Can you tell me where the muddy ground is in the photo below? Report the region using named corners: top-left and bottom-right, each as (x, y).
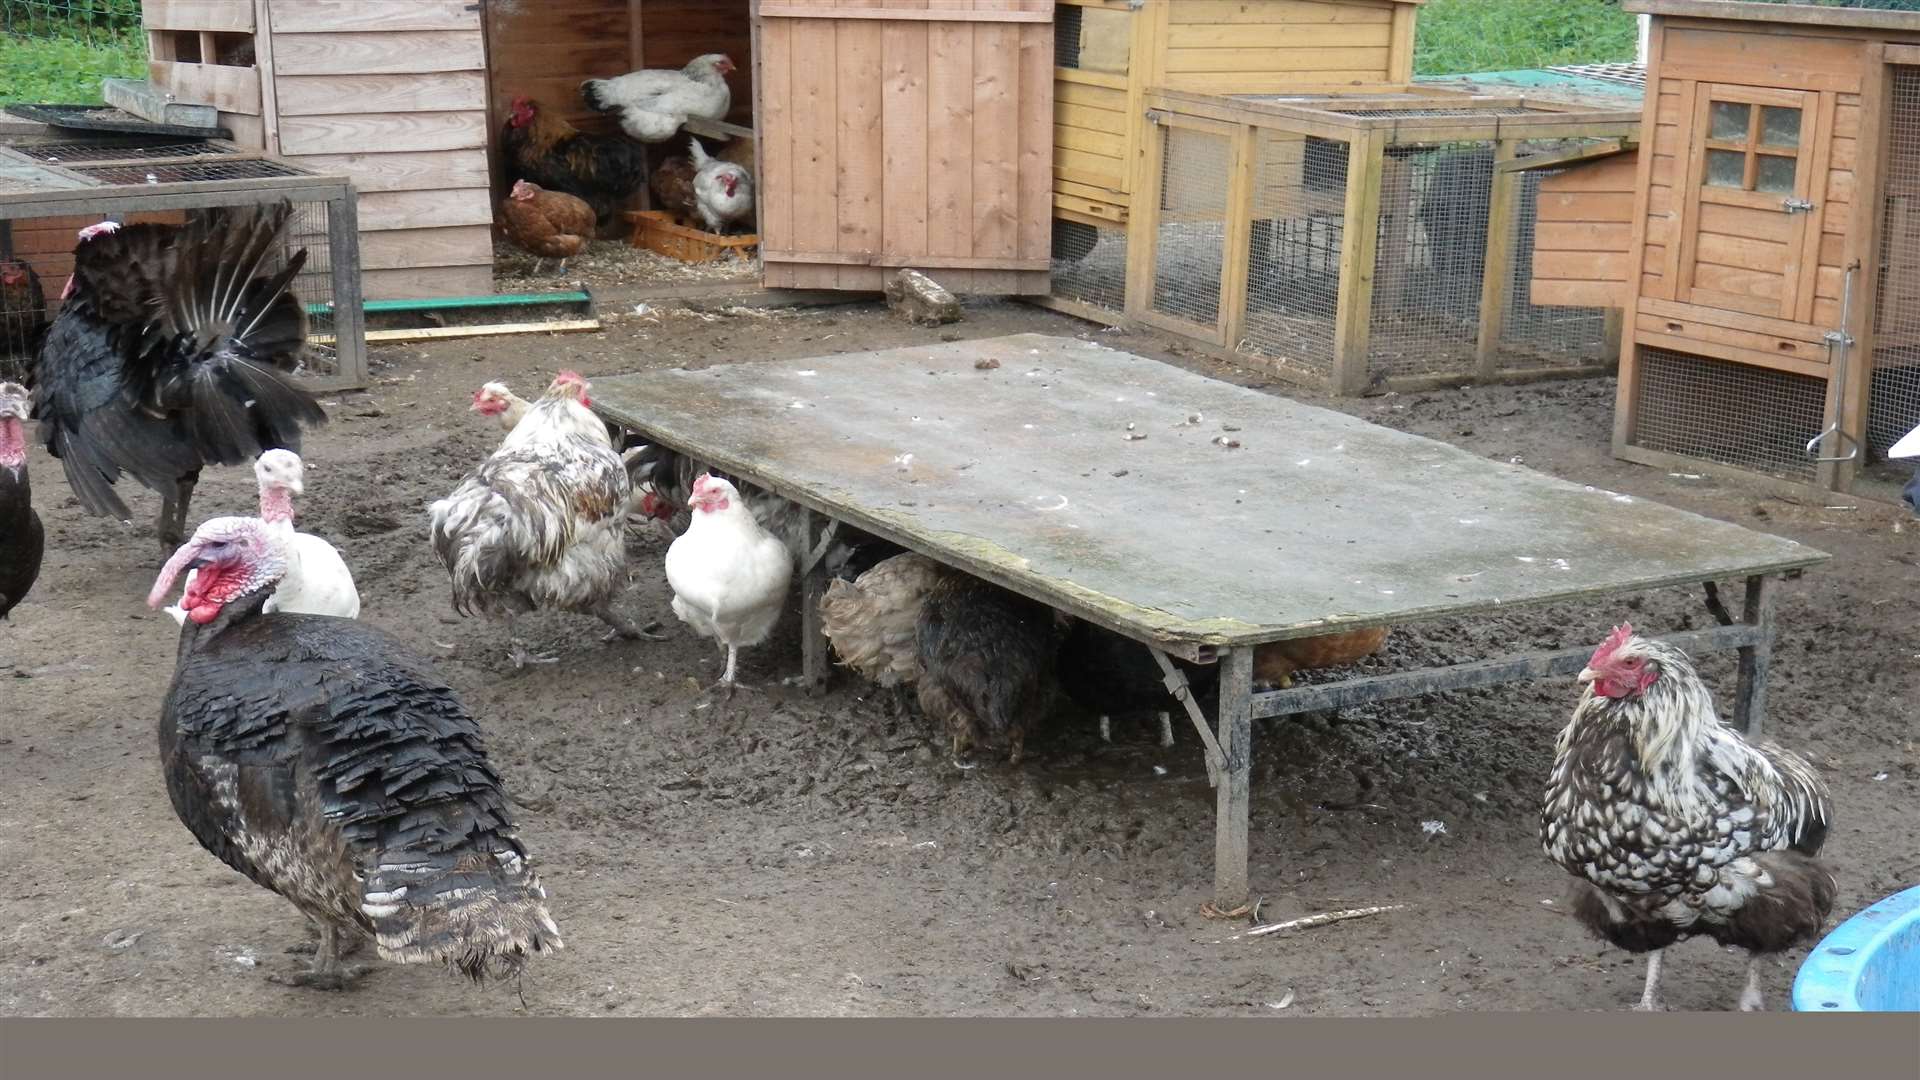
top-left (2, 295), bottom-right (1915, 1017)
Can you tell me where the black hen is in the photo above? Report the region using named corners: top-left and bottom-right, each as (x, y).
top-left (147, 515), bottom-right (562, 989)
top-left (1055, 618), bottom-right (1218, 748)
top-left (32, 203), bottom-right (327, 550)
top-left (914, 567), bottom-right (1067, 764)
top-left (0, 381), bottom-right (43, 619)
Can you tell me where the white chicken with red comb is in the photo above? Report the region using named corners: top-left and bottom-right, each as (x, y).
top-left (1540, 623), bottom-right (1835, 1012)
top-left (662, 472), bottom-right (792, 695)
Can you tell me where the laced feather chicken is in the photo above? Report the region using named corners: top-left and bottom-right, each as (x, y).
top-left (0, 381), bottom-right (43, 619)
top-left (429, 371), bottom-right (663, 669)
top-left (1541, 625), bottom-right (1836, 1012)
top-left (147, 516), bottom-right (561, 990)
top-left (30, 204), bottom-right (326, 550)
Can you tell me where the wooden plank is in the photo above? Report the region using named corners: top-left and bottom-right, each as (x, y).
top-left (1168, 0), bottom-right (1394, 25)
top-left (1476, 138), bottom-right (1520, 376)
top-left (1836, 44), bottom-right (1890, 492)
top-left (836, 7), bottom-right (885, 290)
top-left (928, 20), bottom-right (975, 261)
top-left (1534, 251), bottom-right (1632, 281)
top-left (972, 19), bottom-right (1022, 293)
top-left (881, 15), bottom-right (931, 272)
top-left (1055, 124), bottom-right (1125, 157)
top-left (358, 225), bottom-right (495, 272)
top-left (759, 14), bottom-right (796, 284)
top-left (1055, 80), bottom-right (1127, 109)
top-left (1632, 328), bottom-right (1829, 379)
top-left (358, 187), bottom-right (495, 231)
top-left (1217, 123), bottom-right (1256, 348)
top-left (1793, 90), bottom-right (1841, 325)
top-left (787, 15), bottom-right (839, 277)
top-left (1637, 297), bottom-right (1829, 345)
top-left (1123, 116), bottom-right (1167, 322)
top-left (287, 148), bottom-right (489, 192)
top-left (1536, 191), bottom-right (1635, 222)
top-left (252, 0), bottom-right (282, 153)
top-left (143, 0), bottom-right (253, 32)
top-left (1536, 221), bottom-right (1634, 250)
top-left (1164, 46), bottom-right (1390, 74)
top-left (1387, 1), bottom-right (1416, 83)
top-left (760, 251), bottom-right (1048, 269)
top-left (1694, 232), bottom-right (1789, 274)
top-left (1642, 243), bottom-right (1667, 274)
top-left (1532, 279), bottom-right (1625, 308)
top-left (1016, 19), bottom-right (1054, 282)
top-left (1333, 130), bottom-right (1384, 396)
top-left (1660, 27), bottom-right (1864, 93)
top-left (1634, 312), bottom-right (1826, 368)
top-left (1698, 201), bottom-right (1794, 243)
top-left (147, 60), bottom-right (261, 115)
top-left (360, 264), bottom-right (501, 300)
top-left (1056, 102), bottom-right (1126, 136)
top-left (275, 72), bottom-right (487, 116)
top-left (1163, 24), bottom-right (1389, 50)
top-left (759, 4), bottom-right (1050, 19)
top-left (278, 111), bottom-right (488, 156)
top-left (267, 0), bottom-right (479, 32)
top-left (272, 32), bottom-right (486, 75)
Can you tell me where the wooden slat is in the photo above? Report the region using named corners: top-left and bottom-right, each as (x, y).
top-left (272, 31), bottom-right (486, 75)
top-left (927, 20), bottom-right (974, 261)
top-left (1017, 18), bottom-right (1053, 272)
top-left (1532, 279), bottom-right (1625, 308)
top-left (1056, 102), bottom-right (1126, 135)
top-left (1635, 311), bottom-right (1826, 367)
top-left (358, 225), bottom-right (494, 271)
top-left (880, 14), bottom-right (930, 267)
top-left (1537, 191), bottom-right (1634, 221)
top-left (1636, 297), bottom-right (1830, 347)
top-left (1164, 46), bottom-right (1390, 74)
top-left (1333, 130), bottom-right (1384, 396)
top-left (838, 8), bottom-right (886, 289)
top-left (1168, 0), bottom-right (1394, 25)
top-left (360, 264), bottom-right (496, 301)
top-left (1632, 328), bottom-right (1830, 379)
top-left (1163, 24), bottom-right (1389, 50)
top-left (759, 5), bottom-right (1050, 20)
top-left (1534, 251), bottom-right (1632, 281)
top-left (275, 72), bottom-right (486, 116)
top-left (358, 187), bottom-right (495, 231)
top-left (1793, 90), bottom-right (1840, 325)
top-left (759, 12), bottom-right (796, 279)
top-left (1536, 221), bottom-right (1633, 250)
top-left (1694, 232), bottom-right (1788, 274)
top-left (267, 0), bottom-right (479, 32)
top-left (1660, 26), bottom-right (1865, 94)
top-left (278, 111), bottom-right (488, 156)
top-left (148, 60), bottom-right (261, 115)
top-left (760, 250), bottom-right (1048, 269)
top-left (143, 0), bottom-right (253, 32)
top-left (286, 149), bottom-right (490, 192)
top-left (971, 20), bottom-right (1022, 292)
top-left (790, 16), bottom-right (840, 288)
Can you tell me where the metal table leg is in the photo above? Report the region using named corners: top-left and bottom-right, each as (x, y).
top-left (1732, 574), bottom-right (1775, 738)
top-left (1213, 646), bottom-right (1255, 912)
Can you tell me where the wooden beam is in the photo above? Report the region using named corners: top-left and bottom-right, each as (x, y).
top-left (1838, 43), bottom-right (1891, 494)
top-left (327, 318), bottom-right (603, 345)
top-left (1212, 646), bottom-right (1255, 912)
top-left (1217, 123), bottom-right (1257, 350)
top-left (758, 6), bottom-right (1053, 21)
top-left (1332, 129), bottom-right (1385, 395)
top-left (251, 0), bottom-right (282, 154)
top-left (1731, 574), bottom-right (1774, 738)
top-left (1122, 114), bottom-right (1168, 324)
top-left (1475, 138), bottom-right (1521, 377)
top-left (1613, 20), bottom-right (1667, 459)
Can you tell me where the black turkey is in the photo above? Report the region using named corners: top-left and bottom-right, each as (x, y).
top-left (147, 515), bottom-right (562, 990)
top-left (1541, 625), bottom-right (1835, 1011)
top-left (1055, 618), bottom-right (1218, 749)
top-left (0, 381), bottom-right (43, 619)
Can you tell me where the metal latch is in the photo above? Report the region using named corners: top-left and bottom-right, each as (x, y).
top-left (1783, 197), bottom-right (1816, 214)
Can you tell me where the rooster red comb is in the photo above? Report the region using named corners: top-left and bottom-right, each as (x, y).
top-left (1589, 623), bottom-right (1636, 667)
top-left (547, 370), bottom-right (590, 403)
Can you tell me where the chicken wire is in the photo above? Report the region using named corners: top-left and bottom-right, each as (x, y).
top-left (1630, 347), bottom-right (1828, 483)
top-left (0, 0), bottom-right (139, 46)
top-left (1867, 66), bottom-right (1920, 460)
top-left (1149, 124), bottom-right (1232, 330)
top-left (1050, 217), bottom-right (1127, 315)
top-left (1366, 142), bottom-right (1496, 381)
top-left (1238, 134), bottom-right (1349, 380)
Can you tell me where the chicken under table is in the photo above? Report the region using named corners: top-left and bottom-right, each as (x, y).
top-left (587, 334), bottom-right (1829, 912)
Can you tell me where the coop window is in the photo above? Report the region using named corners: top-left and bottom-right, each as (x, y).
top-left (1700, 94), bottom-right (1805, 196)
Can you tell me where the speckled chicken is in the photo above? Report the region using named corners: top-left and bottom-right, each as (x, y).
top-left (914, 567), bottom-right (1068, 764)
top-left (499, 180), bottom-right (595, 274)
top-left (1541, 625), bottom-right (1836, 1012)
top-left (146, 515), bottom-right (562, 990)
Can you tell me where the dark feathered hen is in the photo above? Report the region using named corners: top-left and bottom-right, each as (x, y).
top-left (0, 381), bottom-right (44, 619)
top-left (1056, 618), bottom-right (1218, 748)
top-left (1541, 625), bottom-right (1835, 1012)
top-left (146, 516), bottom-right (562, 989)
top-left (914, 567), bottom-right (1068, 764)
top-left (31, 204), bottom-right (326, 550)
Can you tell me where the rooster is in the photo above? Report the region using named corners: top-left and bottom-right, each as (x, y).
top-left (663, 473), bottom-right (793, 696)
top-left (500, 96), bottom-right (651, 229)
top-left (1, 258), bottom-right (47, 386)
top-left (31, 205), bottom-right (327, 552)
top-left (688, 138), bottom-right (754, 235)
top-left (1541, 625), bottom-right (1836, 1012)
top-left (429, 371), bottom-right (664, 668)
top-left (499, 180), bottom-right (595, 274)
top-left (915, 566), bottom-right (1068, 765)
top-left (0, 381), bottom-right (42, 620)
top-left (581, 54), bottom-right (734, 143)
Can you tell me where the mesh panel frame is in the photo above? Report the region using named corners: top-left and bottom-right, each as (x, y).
top-left (1868, 66), bottom-right (1920, 460)
top-left (1238, 130), bottom-right (1346, 380)
top-left (1149, 124), bottom-right (1233, 330)
top-left (1631, 348), bottom-right (1828, 483)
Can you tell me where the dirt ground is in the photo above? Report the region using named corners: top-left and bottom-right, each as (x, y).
top-left (2, 295), bottom-right (1915, 1017)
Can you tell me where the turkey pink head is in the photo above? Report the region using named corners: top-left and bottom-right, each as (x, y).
top-left (253, 449), bottom-right (304, 526)
top-left (507, 96), bottom-right (536, 128)
top-left (472, 381), bottom-right (516, 417)
top-left (0, 381), bottom-right (29, 471)
top-left (546, 369), bottom-right (591, 407)
top-left (688, 473), bottom-right (734, 514)
top-left (148, 516), bottom-right (289, 624)
top-left (510, 179), bottom-right (540, 201)
top-left (1578, 623), bottom-right (1660, 700)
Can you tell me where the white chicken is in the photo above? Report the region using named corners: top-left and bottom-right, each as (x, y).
top-left (688, 138), bottom-right (754, 235)
top-left (664, 473), bottom-right (793, 695)
top-left (429, 371), bottom-right (664, 669)
top-left (163, 449), bottom-right (360, 625)
top-left (580, 54), bottom-right (734, 143)
top-left (471, 381), bottom-right (531, 433)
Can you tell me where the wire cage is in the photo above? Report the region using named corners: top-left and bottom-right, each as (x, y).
top-left (1101, 88), bottom-right (1639, 395)
top-left (0, 0), bottom-right (139, 45)
top-left (0, 132), bottom-right (366, 391)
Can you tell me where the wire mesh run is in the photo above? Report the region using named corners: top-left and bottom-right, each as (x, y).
top-left (14, 140), bottom-right (212, 164)
top-left (1631, 348), bottom-right (1828, 482)
top-left (1054, 3), bottom-right (1083, 69)
top-left (1050, 217), bottom-right (1127, 315)
top-left (1239, 132), bottom-right (1347, 380)
top-left (1366, 143), bottom-right (1495, 380)
top-left (1867, 66), bottom-right (1920, 461)
top-left (1500, 162), bottom-right (1611, 371)
top-left (1150, 125), bottom-right (1232, 330)
top-left (72, 158), bottom-right (308, 185)
top-left (0, 0), bottom-right (139, 46)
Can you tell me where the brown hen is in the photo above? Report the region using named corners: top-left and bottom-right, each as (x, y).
top-left (500, 180), bottom-right (594, 274)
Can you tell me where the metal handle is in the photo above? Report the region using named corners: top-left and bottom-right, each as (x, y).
top-left (1783, 197), bottom-right (1816, 214)
top-left (1806, 263), bottom-right (1860, 463)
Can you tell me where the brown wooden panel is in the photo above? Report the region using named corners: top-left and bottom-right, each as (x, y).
top-left (272, 31), bottom-right (485, 75)
top-left (276, 72), bottom-right (486, 116)
top-left (926, 20), bottom-right (974, 259)
top-left (360, 264), bottom-right (496, 300)
top-left (1167, 0), bottom-right (1394, 25)
top-left (268, 0), bottom-right (479, 33)
top-left (1536, 221), bottom-right (1633, 250)
top-left (1660, 26), bottom-right (1864, 93)
top-left (288, 149), bottom-right (491, 192)
top-left (838, 6), bottom-right (886, 288)
top-left (144, 0), bottom-right (253, 31)
top-left (358, 225), bottom-right (495, 271)
top-left (149, 59), bottom-right (261, 115)
top-left (279, 111), bottom-right (488, 155)
top-left (1537, 191), bottom-right (1634, 221)
top-left (358, 187), bottom-right (495, 231)
top-left (1531, 279), bottom-right (1624, 308)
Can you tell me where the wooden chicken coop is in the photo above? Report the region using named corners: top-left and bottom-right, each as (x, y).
top-left (135, 0), bottom-right (1060, 299)
top-left (1523, 1), bottom-right (1920, 500)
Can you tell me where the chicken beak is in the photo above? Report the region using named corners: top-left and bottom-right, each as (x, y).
top-left (1576, 666), bottom-right (1599, 684)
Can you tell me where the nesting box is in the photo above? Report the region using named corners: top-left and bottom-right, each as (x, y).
top-left (1527, 1), bottom-right (1920, 499)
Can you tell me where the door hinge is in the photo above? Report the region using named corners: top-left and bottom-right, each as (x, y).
top-left (1782, 197), bottom-right (1816, 214)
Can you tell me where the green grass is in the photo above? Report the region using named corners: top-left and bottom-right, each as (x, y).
top-left (0, 30), bottom-right (146, 105)
top-left (1415, 0), bottom-right (1639, 77)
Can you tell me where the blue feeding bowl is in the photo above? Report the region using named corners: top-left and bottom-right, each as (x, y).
top-left (1792, 885), bottom-right (1920, 1011)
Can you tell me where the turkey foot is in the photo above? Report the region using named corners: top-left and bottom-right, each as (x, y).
top-left (1632, 950), bottom-right (1667, 1012)
top-left (1737, 957), bottom-right (1765, 1012)
top-left (596, 606), bottom-right (666, 642)
top-left (269, 923), bottom-right (370, 991)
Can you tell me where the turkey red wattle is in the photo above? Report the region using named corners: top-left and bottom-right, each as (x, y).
top-left (0, 415), bottom-right (25, 471)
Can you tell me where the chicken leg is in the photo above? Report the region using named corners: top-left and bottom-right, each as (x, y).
top-left (268, 920), bottom-right (370, 992)
top-left (505, 613), bottom-right (558, 669)
top-left (1738, 956), bottom-right (1766, 1012)
top-left (1634, 949), bottom-right (1666, 1011)
top-left (594, 602), bottom-right (667, 643)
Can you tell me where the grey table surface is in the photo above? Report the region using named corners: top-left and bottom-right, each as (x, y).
top-left (590, 333), bottom-right (1827, 650)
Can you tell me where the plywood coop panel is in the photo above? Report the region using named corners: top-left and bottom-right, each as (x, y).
top-left (1598, 1), bottom-right (1920, 497)
top-left (755, 0), bottom-right (1057, 294)
top-left (1530, 149), bottom-right (1639, 309)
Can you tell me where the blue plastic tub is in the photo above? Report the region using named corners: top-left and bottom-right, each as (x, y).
top-left (1792, 885), bottom-right (1920, 1011)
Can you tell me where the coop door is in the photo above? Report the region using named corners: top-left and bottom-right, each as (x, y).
top-left (754, 0), bottom-right (1055, 294)
top-left (1675, 84), bottom-right (1826, 321)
